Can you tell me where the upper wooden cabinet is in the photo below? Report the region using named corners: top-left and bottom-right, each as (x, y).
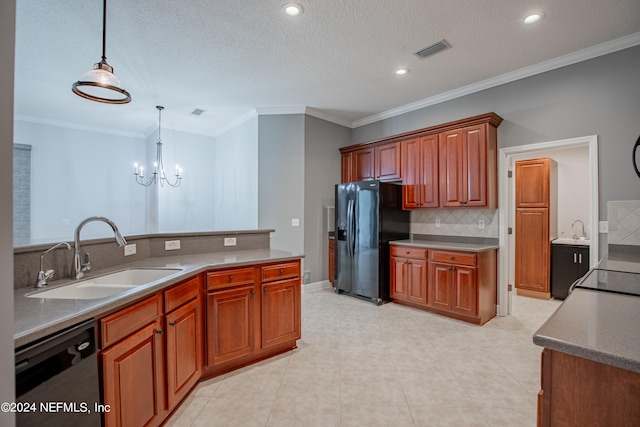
top-left (515, 158), bottom-right (553, 208)
top-left (402, 136), bottom-right (438, 209)
top-left (339, 113), bottom-right (502, 207)
top-left (439, 123), bottom-right (496, 208)
top-left (375, 141), bottom-right (402, 181)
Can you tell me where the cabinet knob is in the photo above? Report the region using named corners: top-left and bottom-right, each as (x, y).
top-left (450, 256), bottom-right (454, 260)
top-left (228, 275), bottom-right (234, 282)
top-left (263, 288), bottom-right (268, 293)
top-left (156, 329), bottom-right (163, 335)
top-left (169, 322), bottom-right (175, 327)
top-left (250, 289), bottom-right (256, 295)
top-left (279, 269), bottom-right (284, 275)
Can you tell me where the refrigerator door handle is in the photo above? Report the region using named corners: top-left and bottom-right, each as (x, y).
top-left (350, 198), bottom-right (357, 258)
top-left (346, 199), bottom-right (353, 259)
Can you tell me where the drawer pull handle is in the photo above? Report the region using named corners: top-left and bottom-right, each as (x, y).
top-left (156, 329), bottom-right (163, 335)
top-left (169, 322), bottom-right (175, 327)
top-left (450, 256), bottom-right (454, 260)
top-left (406, 251), bottom-right (410, 255)
top-left (279, 269), bottom-right (284, 275)
top-left (228, 275), bottom-right (234, 282)
top-left (250, 289), bottom-right (256, 295)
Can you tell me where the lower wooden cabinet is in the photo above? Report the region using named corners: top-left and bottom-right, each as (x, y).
top-left (100, 297), bottom-right (166, 427)
top-left (390, 246), bottom-right (428, 306)
top-left (261, 277), bottom-right (301, 349)
top-left (390, 245), bottom-right (497, 325)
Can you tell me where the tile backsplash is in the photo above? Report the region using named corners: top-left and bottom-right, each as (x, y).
top-left (410, 209), bottom-right (499, 238)
top-left (608, 201), bottom-right (640, 246)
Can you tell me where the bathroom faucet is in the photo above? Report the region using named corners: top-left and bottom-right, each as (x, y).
top-left (36, 242), bottom-right (72, 287)
top-left (571, 220), bottom-right (586, 240)
top-left (73, 216), bottom-right (127, 280)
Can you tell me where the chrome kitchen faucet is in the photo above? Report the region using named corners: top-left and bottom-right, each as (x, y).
top-left (73, 216), bottom-right (127, 280)
top-left (36, 242), bottom-right (72, 287)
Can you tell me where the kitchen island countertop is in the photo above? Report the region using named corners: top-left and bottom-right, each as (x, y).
top-left (390, 239), bottom-right (498, 253)
top-left (14, 248), bottom-right (303, 348)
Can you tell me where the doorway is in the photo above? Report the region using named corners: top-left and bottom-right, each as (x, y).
top-left (498, 135), bottom-right (599, 315)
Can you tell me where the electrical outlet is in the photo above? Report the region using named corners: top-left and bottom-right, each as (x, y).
top-left (291, 218), bottom-right (300, 227)
top-left (303, 270), bottom-right (311, 284)
top-left (224, 237), bottom-right (237, 246)
top-left (435, 218), bottom-right (441, 228)
top-left (165, 240), bottom-right (181, 251)
top-left (478, 220), bottom-right (485, 229)
top-left (599, 221), bottom-right (608, 233)
top-left (124, 244), bottom-right (137, 256)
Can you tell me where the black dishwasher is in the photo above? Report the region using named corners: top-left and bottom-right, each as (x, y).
top-left (15, 319), bottom-right (102, 426)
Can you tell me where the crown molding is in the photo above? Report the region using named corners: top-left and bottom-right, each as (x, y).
top-left (14, 115), bottom-right (144, 138)
top-left (352, 32), bottom-right (640, 129)
top-left (255, 106), bottom-right (307, 115)
top-left (213, 109), bottom-right (258, 137)
top-left (304, 107), bottom-right (352, 128)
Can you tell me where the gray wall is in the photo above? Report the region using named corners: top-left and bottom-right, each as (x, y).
top-left (1, 1), bottom-right (16, 425)
top-left (352, 45), bottom-right (640, 218)
top-left (304, 115), bottom-right (351, 283)
top-left (258, 115), bottom-right (305, 255)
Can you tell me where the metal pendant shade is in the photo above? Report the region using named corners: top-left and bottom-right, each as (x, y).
top-left (72, 0), bottom-right (131, 104)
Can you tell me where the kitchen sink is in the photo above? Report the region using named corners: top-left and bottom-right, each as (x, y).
top-left (27, 268), bottom-right (183, 300)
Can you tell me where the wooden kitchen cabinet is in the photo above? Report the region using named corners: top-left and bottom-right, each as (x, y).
top-left (402, 135), bottom-right (439, 209)
top-left (328, 238), bottom-right (335, 284)
top-left (100, 296), bottom-right (165, 427)
top-left (164, 277), bottom-right (202, 411)
top-left (538, 348), bottom-right (640, 426)
top-left (439, 124), bottom-right (496, 208)
top-left (206, 279), bottom-right (257, 366)
top-left (351, 147), bottom-right (375, 181)
top-left (375, 141), bottom-right (402, 181)
top-left (341, 152), bottom-right (351, 183)
top-left (390, 245), bottom-right (428, 306)
top-left (261, 278), bottom-right (301, 349)
top-left (515, 158), bottom-right (557, 298)
top-left (428, 249), bottom-right (496, 325)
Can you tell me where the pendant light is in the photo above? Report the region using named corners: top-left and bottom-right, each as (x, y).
top-left (72, 0), bottom-right (131, 104)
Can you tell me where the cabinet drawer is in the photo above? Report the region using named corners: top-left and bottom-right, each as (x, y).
top-left (165, 276), bottom-right (200, 313)
top-left (261, 262), bottom-right (300, 283)
top-left (101, 295), bottom-right (161, 348)
top-left (207, 267), bottom-right (255, 290)
top-left (390, 245), bottom-right (428, 259)
top-left (431, 251), bottom-right (477, 266)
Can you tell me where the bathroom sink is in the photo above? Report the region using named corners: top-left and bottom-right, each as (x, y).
top-left (27, 268), bottom-right (183, 300)
top-left (553, 238), bottom-right (590, 246)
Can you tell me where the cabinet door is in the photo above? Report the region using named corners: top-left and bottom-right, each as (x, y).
top-left (515, 158), bottom-right (550, 208)
top-left (376, 142), bottom-right (401, 181)
top-left (515, 208), bottom-right (550, 292)
top-left (420, 135), bottom-right (439, 208)
top-left (102, 322), bottom-right (165, 427)
top-left (430, 262), bottom-right (452, 310)
top-left (261, 278), bottom-right (301, 350)
top-left (402, 138), bottom-right (421, 209)
top-left (439, 129), bottom-right (466, 207)
top-left (452, 265), bottom-right (477, 316)
top-left (341, 152), bottom-right (352, 183)
top-left (165, 298), bottom-right (202, 410)
top-left (408, 258), bottom-right (428, 306)
top-left (351, 148), bottom-right (375, 181)
top-left (390, 256), bottom-right (409, 301)
top-left (206, 285), bottom-right (256, 366)
top-left (576, 247), bottom-right (590, 277)
top-left (463, 125), bottom-right (487, 207)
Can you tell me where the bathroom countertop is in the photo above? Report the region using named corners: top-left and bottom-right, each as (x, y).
top-left (14, 248), bottom-right (303, 348)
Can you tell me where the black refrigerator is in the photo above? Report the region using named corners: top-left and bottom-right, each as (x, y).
top-left (334, 180), bottom-right (410, 304)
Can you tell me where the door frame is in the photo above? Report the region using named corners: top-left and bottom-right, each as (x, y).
top-left (497, 135), bottom-right (599, 315)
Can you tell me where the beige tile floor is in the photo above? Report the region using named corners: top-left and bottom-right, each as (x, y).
top-left (165, 288), bottom-right (562, 427)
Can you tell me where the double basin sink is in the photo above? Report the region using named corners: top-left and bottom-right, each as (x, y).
top-left (27, 268), bottom-right (183, 300)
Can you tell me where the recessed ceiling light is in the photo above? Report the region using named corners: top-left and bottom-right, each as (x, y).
top-left (523, 13), bottom-right (543, 24)
top-left (283, 3), bottom-right (304, 17)
top-left (395, 68), bottom-right (410, 76)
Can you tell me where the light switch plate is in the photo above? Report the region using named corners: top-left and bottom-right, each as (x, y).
top-left (291, 218), bottom-right (300, 227)
top-left (599, 221), bottom-right (608, 233)
top-left (224, 237), bottom-right (237, 246)
top-left (435, 218), bottom-right (441, 227)
top-left (124, 244), bottom-right (136, 256)
top-left (165, 240), bottom-right (181, 250)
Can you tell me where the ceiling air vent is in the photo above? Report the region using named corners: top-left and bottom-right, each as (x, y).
top-left (414, 39), bottom-right (451, 59)
top-left (191, 108), bottom-right (205, 116)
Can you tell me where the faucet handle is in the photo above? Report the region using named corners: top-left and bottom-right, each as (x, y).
top-left (83, 253), bottom-right (91, 271)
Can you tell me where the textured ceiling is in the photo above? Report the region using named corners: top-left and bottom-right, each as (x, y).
top-left (13, 0), bottom-right (640, 137)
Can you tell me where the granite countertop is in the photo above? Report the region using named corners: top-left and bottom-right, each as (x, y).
top-left (551, 238), bottom-right (590, 246)
top-left (390, 239), bottom-right (499, 253)
top-left (14, 248), bottom-right (303, 348)
top-left (533, 252), bottom-right (640, 373)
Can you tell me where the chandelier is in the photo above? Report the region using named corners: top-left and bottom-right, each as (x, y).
top-left (133, 106), bottom-right (183, 187)
top-left (72, 0), bottom-right (131, 104)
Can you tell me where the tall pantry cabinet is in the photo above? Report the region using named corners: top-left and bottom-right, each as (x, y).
top-left (515, 158), bottom-right (557, 299)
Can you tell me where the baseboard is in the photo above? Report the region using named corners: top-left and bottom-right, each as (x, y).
top-left (302, 280), bottom-right (332, 294)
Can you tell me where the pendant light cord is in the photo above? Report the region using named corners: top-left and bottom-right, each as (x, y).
top-left (101, 0), bottom-right (108, 62)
